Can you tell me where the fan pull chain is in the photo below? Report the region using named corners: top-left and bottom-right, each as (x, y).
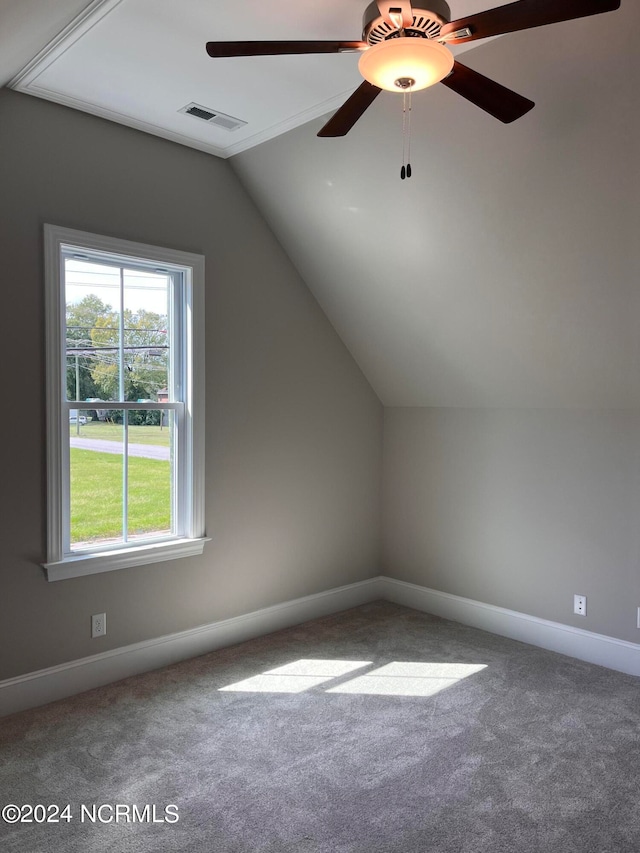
top-left (406, 84), bottom-right (412, 178)
top-left (401, 90), bottom-right (407, 180)
top-left (400, 85), bottom-right (413, 180)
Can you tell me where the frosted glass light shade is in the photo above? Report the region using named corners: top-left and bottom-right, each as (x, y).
top-left (358, 38), bottom-right (454, 92)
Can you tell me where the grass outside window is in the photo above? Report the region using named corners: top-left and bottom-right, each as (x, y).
top-left (70, 448), bottom-right (171, 544)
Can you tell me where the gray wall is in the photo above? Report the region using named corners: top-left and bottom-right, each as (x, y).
top-left (383, 407), bottom-right (640, 643)
top-left (0, 89), bottom-right (383, 680)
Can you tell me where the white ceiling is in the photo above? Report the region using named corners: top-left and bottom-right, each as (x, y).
top-left (4, 0), bottom-right (496, 158)
top-left (2, 0), bottom-right (637, 408)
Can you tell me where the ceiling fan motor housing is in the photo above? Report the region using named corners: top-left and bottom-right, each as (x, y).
top-left (362, 0), bottom-right (451, 44)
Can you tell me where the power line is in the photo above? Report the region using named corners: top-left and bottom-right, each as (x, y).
top-left (67, 346), bottom-right (168, 354)
top-left (67, 329), bottom-right (167, 335)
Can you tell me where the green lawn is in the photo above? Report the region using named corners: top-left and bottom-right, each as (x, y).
top-left (69, 419), bottom-right (171, 446)
top-left (70, 448), bottom-right (171, 544)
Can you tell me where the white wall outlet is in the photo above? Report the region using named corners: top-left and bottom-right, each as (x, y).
top-left (573, 595), bottom-right (587, 617)
top-left (91, 612), bottom-right (107, 638)
top-left (636, 607), bottom-right (640, 629)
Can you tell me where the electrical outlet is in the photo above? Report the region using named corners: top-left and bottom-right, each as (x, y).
top-left (573, 595), bottom-right (587, 617)
top-left (636, 607), bottom-right (640, 629)
top-left (91, 612), bottom-right (107, 638)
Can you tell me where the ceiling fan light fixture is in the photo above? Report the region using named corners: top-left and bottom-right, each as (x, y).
top-left (358, 38), bottom-right (453, 92)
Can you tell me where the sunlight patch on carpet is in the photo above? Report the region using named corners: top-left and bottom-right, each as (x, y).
top-left (219, 659), bottom-right (486, 696)
top-left (326, 662), bottom-right (488, 697)
top-left (219, 659), bottom-right (371, 693)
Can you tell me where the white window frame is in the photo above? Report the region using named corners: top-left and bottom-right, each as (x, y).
top-left (43, 225), bottom-right (207, 581)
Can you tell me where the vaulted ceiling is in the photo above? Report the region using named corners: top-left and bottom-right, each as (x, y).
top-left (2, 0), bottom-right (637, 407)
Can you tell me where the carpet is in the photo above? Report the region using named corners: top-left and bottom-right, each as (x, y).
top-left (1, 601), bottom-right (639, 852)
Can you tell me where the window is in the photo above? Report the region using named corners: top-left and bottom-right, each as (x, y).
top-left (44, 225), bottom-right (206, 581)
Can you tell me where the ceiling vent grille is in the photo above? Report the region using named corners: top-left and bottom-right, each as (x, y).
top-left (179, 103), bottom-right (247, 131)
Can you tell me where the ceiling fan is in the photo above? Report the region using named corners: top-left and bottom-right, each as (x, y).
top-left (206, 0), bottom-right (620, 137)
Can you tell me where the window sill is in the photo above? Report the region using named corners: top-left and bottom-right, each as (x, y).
top-left (43, 537), bottom-right (209, 582)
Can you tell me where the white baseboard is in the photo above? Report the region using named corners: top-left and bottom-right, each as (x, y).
top-left (379, 577), bottom-right (640, 677)
top-left (3, 575), bottom-right (639, 717)
top-left (0, 577), bottom-right (383, 717)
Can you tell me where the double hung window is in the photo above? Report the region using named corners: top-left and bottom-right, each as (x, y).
top-left (44, 225), bottom-right (206, 580)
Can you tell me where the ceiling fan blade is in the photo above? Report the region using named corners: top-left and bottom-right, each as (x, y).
top-left (440, 0), bottom-right (620, 44)
top-left (317, 81), bottom-right (382, 137)
top-left (206, 41), bottom-right (366, 57)
top-left (441, 61), bottom-right (534, 123)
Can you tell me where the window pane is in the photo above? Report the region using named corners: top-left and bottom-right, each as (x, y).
top-left (126, 409), bottom-right (174, 541)
top-left (123, 270), bottom-right (171, 404)
top-left (64, 260), bottom-right (171, 405)
top-left (65, 259), bottom-right (121, 403)
top-left (70, 415), bottom-right (124, 548)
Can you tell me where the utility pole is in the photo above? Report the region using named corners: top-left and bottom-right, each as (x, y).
top-left (75, 354), bottom-right (81, 435)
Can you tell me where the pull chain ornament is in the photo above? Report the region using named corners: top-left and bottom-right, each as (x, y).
top-left (398, 78), bottom-right (413, 180)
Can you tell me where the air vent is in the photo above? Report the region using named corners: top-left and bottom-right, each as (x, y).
top-left (186, 105), bottom-right (216, 120)
top-left (179, 102), bottom-right (247, 132)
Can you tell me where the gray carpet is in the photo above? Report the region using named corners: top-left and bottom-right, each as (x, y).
top-left (1, 601), bottom-right (640, 852)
